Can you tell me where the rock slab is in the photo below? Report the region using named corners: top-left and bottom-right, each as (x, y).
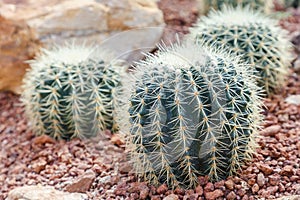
top-left (6, 185), bottom-right (88, 200)
top-left (0, 0), bottom-right (165, 63)
top-left (0, 16), bottom-right (39, 94)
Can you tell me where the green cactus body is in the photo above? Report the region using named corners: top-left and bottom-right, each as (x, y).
top-left (189, 6), bottom-right (293, 94)
top-left (122, 41), bottom-right (262, 188)
top-left (199, 0), bottom-right (273, 15)
top-left (22, 44), bottom-right (121, 140)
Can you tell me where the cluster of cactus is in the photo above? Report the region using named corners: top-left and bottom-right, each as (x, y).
top-left (20, 2), bottom-right (294, 191)
top-left (122, 41), bottom-right (263, 188)
top-left (189, 6), bottom-right (293, 94)
top-left (199, 0), bottom-right (273, 15)
top-left (22, 44), bottom-right (121, 140)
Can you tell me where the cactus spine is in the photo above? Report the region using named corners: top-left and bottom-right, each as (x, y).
top-left (121, 41), bottom-right (262, 188)
top-left (189, 6), bottom-right (293, 94)
top-left (22, 44), bottom-right (121, 140)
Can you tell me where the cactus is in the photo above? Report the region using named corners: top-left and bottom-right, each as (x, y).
top-left (121, 41), bottom-right (263, 189)
top-left (189, 6), bottom-right (293, 94)
top-left (276, 0), bottom-right (299, 8)
top-left (22, 44), bottom-right (122, 140)
top-left (199, 0), bottom-right (273, 15)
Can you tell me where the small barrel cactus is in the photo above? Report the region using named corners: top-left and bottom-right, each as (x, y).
top-left (199, 0), bottom-right (273, 15)
top-left (22, 44), bottom-right (122, 140)
top-left (189, 6), bottom-right (293, 94)
top-left (121, 41), bottom-right (263, 188)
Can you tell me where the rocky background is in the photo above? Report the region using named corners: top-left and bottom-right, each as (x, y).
top-left (0, 0), bottom-right (300, 199)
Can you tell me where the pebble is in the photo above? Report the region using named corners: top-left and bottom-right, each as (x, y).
top-left (257, 173), bottom-right (265, 187)
top-left (204, 189), bottom-right (224, 200)
top-left (204, 182), bottom-right (214, 192)
top-left (252, 183), bottom-right (259, 193)
top-left (258, 164), bottom-right (273, 175)
top-left (157, 184), bottom-right (168, 194)
top-left (260, 125), bottom-right (281, 136)
top-left (163, 194), bottom-right (179, 200)
top-left (225, 179), bottom-right (235, 190)
top-left (226, 191), bottom-right (237, 200)
top-left (195, 185), bottom-right (203, 196)
top-left (280, 165), bottom-right (295, 176)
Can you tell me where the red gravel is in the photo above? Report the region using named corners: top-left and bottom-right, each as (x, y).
top-left (1, 0), bottom-right (300, 200)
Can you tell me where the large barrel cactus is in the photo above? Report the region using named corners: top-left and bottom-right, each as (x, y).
top-left (199, 0), bottom-right (273, 15)
top-left (189, 6), bottom-right (293, 94)
top-left (121, 41), bottom-right (263, 188)
top-left (22, 44), bottom-right (122, 140)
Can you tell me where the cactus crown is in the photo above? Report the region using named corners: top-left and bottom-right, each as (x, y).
top-left (189, 6), bottom-right (293, 94)
top-left (22, 44), bottom-right (122, 140)
top-left (120, 40), bottom-right (263, 188)
top-left (199, 0), bottom-right (273, 15)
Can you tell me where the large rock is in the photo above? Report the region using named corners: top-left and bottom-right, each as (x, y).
top-left (0, 0), bottom-right (165, 63)
top-left (0, 16), bottom-right (39, 94)
top-left (7, 185), bottom-right (88, 200)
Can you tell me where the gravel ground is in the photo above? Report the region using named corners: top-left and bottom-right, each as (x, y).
top-left (1, 0), bottom-right (300, 199)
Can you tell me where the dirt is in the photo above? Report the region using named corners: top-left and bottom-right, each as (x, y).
top-left (1, 0), bottom-right (300, 199)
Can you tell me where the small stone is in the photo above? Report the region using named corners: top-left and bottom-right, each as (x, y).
top-left (65, 170), bottom-right (96, 193)
top-left (267, 186), bottom-right (279, 195)
top-left (198, 176), bottom-right (209, 186)
top-left (110, 134), bottom-right (125, 146)
top-left (204, 182), bottom-right (214, 192)
top-left (258, 164), bottom-right (273, 175)
top-left (157, 184), bottom-right (168, 194)
top-left (257, 173), bottom-right (265, 187)
top-left (285, 94), bottom-right (300, 105)
top-left (214, 180), bottom-right (224, 189)
top-left (226, 191), bottom-right (237, 200)
top-left (252, 183), bottom-right (259, 193)
top-left (163, 194), bottom-right (179, 200)
top-left (248, 178), bottom-right (256, 186)
top-left (269, 174), bottom-right (281, 186)
top-left (260, 189), bottom-right (271, 198)
top-left (280, 165), bottom-right (295, 176)
top-left (278, 183), bottom-right (285, 192)
top-left (204, 189), bottom-right (224, 200)
top-left (260, 125), bottom-right (281, 136)
top-left (225, 179), bottom-right (235, 190)
top-left (237, 188), bottom-right (246, 197)
top-left (290, 175), bottom-right (299, 182)
top-left (7, 185), bottom-right (87, 200)
top-left (241, 195), bottom-right (249, 200)
top-left (139, 185), bottom-right (149, 199)
top-left (31, 159), bottom-right (47, 173)
top-left (195, 185), bottom-right (203, 196)
top-left (33, 135), bottom-right (55, 145)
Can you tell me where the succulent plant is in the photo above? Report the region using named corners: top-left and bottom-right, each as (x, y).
top-left (22, 44), bottom-right (122, 140)
top-left (120, 41), bottom-right (263, 189)
top-left (189, 6), bottom-right (293, 94)
top-left (276, 0), bottom-right (299, 8)
top-left (199, 0), bottom-right (273, 15)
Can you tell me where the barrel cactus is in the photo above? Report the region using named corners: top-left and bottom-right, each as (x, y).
top-left (189, 6), bottom-right (293, 94)
top-left (121, 41), bottom-right (263, 188)
top-left (199, 0), bottom-right (273, 15)
top-left (22, 44), bottom-right (122, 140)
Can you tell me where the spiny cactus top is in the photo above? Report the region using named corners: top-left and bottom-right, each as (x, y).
top-left (189, 6), bottom-right (293, 95)
top-left (199, 0), bottom-right (273, 15)
top-left (22, 44), bottom-right (122, 140)
top-left (120, 41), bottom-right (263, 189)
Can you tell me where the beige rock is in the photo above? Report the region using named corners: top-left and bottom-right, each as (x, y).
top-left (7, 185), bottom-right (88, 200)
top-left (0, 16), bottom-right (39, 94)
top-left (1, 0), bottom-right (165, 63)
